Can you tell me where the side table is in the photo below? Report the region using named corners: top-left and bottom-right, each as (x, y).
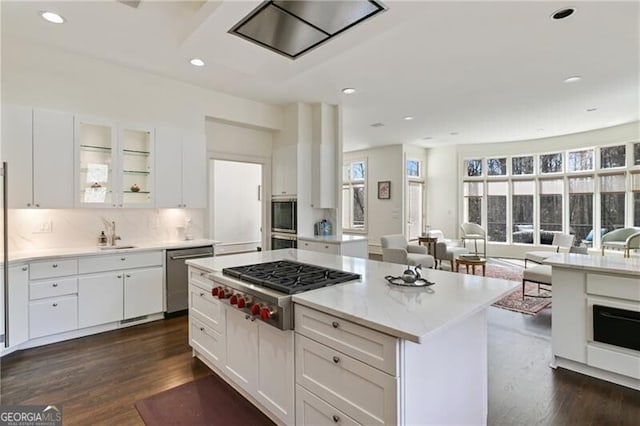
top-left (418, 236), bottom-right (437, 257)
top-left (455, 257), bottom-right (487, 276)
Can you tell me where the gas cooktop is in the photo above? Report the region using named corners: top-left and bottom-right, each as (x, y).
top-left (222, 260), bottom-right (360, 295)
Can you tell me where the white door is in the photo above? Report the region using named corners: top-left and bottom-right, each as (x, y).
top-left (8, 265), bottom-right (29, 347)
top-left (2, 104), bottom-right (33, 208)
top-left (123, 267), bottom-right (163, 319)
top-left (225, 307), bottom-right (258, 392)
top-left (406, 181), bottom-right (424, 241)
top-left (155, 127), bottom-right (183, 208)
top-left (78, 272), bottom-right (124, 328)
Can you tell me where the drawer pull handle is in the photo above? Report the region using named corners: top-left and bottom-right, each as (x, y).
top-left (200, 293), bottom-right (205, 297)
top-left (52, 264), bottom-right (58, 268)
top-left (117, 275), bottom-right (122, 279)
top-left (332, 415), bottom-right (340, 423)
top-left (52, 283), bottom-right (58, 287)
top-left (126, 274), bottom-right (131, 278)
top-left (332, 321), bottom-right (339, 329)
top-left (200, 327), bottom-right (205, 332)
top-left (245, 315), bottom-right (251, 320)
top-left (332, 356), bottom-right (340, 364)
top-left (53, 303), bottom-right (58, 307)
top-left (22, 266), bottom-right (28, 271)
top-left (121, 257), bottom-right (126, 261)
top-left (200, 272), bottom-right (206, 276)
top-left (325, 245), bottom-right (329, 249)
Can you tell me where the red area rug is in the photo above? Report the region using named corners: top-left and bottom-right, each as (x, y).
top-left (135, 374), bottom-right (275, 426)
top-left (464, 263), bottom-right (552, 315)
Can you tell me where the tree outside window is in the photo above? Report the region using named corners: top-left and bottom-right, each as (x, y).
top-left (512, 156), bottom-right (534, 175)
top-left (465, 159), bottom-right (482, 177)
top-left (463, 181), bottom-right (483, 225)
top-left (600, 145), bottom-right (626, 168)
top-left (600, 174), bottom-right (626, 232)
top-left (540, 152), bottom-right (563, 174)
top-left (512, 180), bottom-right (534, 244)
top-left (634, 143), bottom-right (640, 166)
top-left (342, 160), bottom-right (366, 230)
top-left (567, 149), bottom-right (594, 172)
top-left (569, 176), bottom-right (594, 244)
top-left (539, 179), bottom-right (563, 244)
top-left (487, 158), bottom-right (507, 176)
top-left (487, 181), bottom-right (507, 242)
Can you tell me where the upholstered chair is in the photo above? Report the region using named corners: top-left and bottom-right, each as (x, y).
top-left (601, 227), bottom-right (640, 258)
top-left (380, 235), bottom-right (435, 268)
top-left (460, 222), bottom-right (487, 257)
top-left (524, 233), bottom-right (574, 267)
top-left (430, 229), bottom-right (470, 270)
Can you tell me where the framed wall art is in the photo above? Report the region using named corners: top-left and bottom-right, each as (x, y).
top-left (378, 181), bottom-right (390, 199)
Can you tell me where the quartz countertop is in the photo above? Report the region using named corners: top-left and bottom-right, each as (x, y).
top-left (544, 253), bottom-right (640, 276)
top-left (296, 234), bottom-right (368, 243)
top-left (188, 249), bottom-right (518, 343)
top-left (5, 239), bottom-right (218, 263)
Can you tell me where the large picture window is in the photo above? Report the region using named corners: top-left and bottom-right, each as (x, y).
top-left (487, 181), bottom-right (507, 242)
top-left (569, 176), bottom-right (594, 244)
top-left (600, 145), bottom-right (626, 169)
top-left (600, 174), bottom-right (625, 233)
top-left (634, 173), bottom-right (640, 227)
top-left (463, 181), bottom-right (483, 225)
top-left (512, 180), bottom-right (534, 244)
top-left (512, 156), bottom-right (534, 175)
top-left (539, 179), bottom-right (563, 244)
top-left (540, 152), bottom-right (563, 174)
top-left (342, 160), bottom-right (366, 230)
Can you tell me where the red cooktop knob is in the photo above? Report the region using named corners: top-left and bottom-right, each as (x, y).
top-left (250, 304), bottom-right (261, 316)
top-left (237, 298), bottom-right (246, 308)
top-left (211, 287), bottom-right (219, 296)
top-left (260, 308), bottom-right (272, 321)
top-left (229, 295), bottom-right (238, 305)
top-left (217, 288), bottom-right (227, 299)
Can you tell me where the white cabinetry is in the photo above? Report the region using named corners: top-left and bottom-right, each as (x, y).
top-left (188, 267), bottom-right (294, 425)
top-left (78, 273), bottom-right (123, 328)
top-left (310, 103), bottom-right (337, 208)
top-left (155, 127), bottom-right (207, 208)
top-left (295, 305), bottom-right (398, 425)
top-left (75, 116), bottom-right (155, 208)
top-left (298, 240), bottom-right (340, 255)
top-left (1, 105), bottom-right (74, 208)
top-left (123, 268), bottom-right (163, 319)
top-left (298, 237), bottom-right (368, 259)
top-left (1, 264), bottom-right (30, 348)
top-left (272, 144), bottom-right (297, 196)
top-left (28, 259), bottom-right (79, 339)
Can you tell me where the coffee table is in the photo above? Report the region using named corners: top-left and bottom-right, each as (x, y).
top-left (455, 257), bottom-right (487, 276)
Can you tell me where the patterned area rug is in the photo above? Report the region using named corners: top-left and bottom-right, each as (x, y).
top-left (463, 261), bottom-right (552, 315)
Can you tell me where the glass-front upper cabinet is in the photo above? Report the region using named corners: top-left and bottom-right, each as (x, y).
top-left (75, 116), bottom-right (154, 208)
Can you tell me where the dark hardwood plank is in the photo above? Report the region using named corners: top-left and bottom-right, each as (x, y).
top-left (1, 308), bottom-right (639, 425)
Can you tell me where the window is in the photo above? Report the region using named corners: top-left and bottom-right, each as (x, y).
top-left (539, 179), bottom-right (563, 244)
top-left (600, 145), bottom-right (626, 168)
top-left (512, 156), bottom-right (534, 175)
top-left (634, 142), bottom-right (640, 166)
top-left (463, 181), bottom-right (483, 224)
top-left (512, 180), bottom-right (534, 244)
top-left (600, 174), bottom-right (625, 233)
top-left (487, 181), bottom-right (507, 242)
top-left (540, 152), bottom-right (563, 174)
top-left (633, 173), bottom-right (640, 226)
top-left (567, 149), bottom-right (594, 172)
top-left (406, 181), bottom-right (424, 240)
top-left (568, 177), bottom-right (594, 245)
top-left (342, 160), bottom-right (366, 230)
top-left (487, 158), bottom-right (507, 176)
top-left (465, 159), bottom-right (482, 177)
top-left (406, 160), bottom-right (420, 177)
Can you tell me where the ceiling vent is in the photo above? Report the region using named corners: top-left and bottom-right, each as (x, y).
top-left (229, 0), bottom-right (387, 60)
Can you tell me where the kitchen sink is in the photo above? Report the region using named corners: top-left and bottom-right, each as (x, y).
top-left (99, 245), bottom-right (136, 250)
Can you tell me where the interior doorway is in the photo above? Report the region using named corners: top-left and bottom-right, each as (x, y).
top-left (210, 159), bottom-right (263, 255)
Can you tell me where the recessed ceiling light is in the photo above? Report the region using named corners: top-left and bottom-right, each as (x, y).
top-left (551, 7), bottom-right (576, 20)
top-left (370, 122), bottom-right (384, 128)
top-left (421, 136), bottom-right (433, 140)
top-left (537, 128), bottom-right (545, 132)
top-left (341, 88), bottom-right (356, 95)
top-left (450, 132), bottom-right (459, 136)
top-left (563, 75), bottom-right (581, 83)
top-left (40, 11), bottom-right (65, 24)
top-left (403, 116), bottom-right (414, 121)
top-left (586, 107), bottom-right (598, 112)
top-left (190, 58), bottom-right (205, 67)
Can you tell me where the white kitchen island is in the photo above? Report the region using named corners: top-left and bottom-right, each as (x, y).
top-left (187, 249), bottom-right (518, 425)
top-left (544, 253), bottom-right (640, 391)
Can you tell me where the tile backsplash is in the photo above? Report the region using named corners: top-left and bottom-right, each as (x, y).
top-left (8, 208), bottom-right (205, 252)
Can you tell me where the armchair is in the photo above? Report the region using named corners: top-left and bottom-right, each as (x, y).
top-left (524, 233), bottom-right (574, 267)
top-left (601, 227), bottom-right (640, 257)
top-left (460, 222), bottom-right (487, 257)
top-left (380, 234), bottom-right (435, 268)
top-left (430, 230), bottom-right (470, 270)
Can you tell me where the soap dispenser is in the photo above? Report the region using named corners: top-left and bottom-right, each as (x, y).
top-left (98, 231), bottom-right (107, 246)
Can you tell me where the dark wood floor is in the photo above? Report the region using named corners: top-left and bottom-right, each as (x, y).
top-left (1, 308), bottom-right (639, 425)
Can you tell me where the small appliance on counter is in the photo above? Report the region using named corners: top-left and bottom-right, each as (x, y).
top-left (314, 219), bottom-right (332, 236)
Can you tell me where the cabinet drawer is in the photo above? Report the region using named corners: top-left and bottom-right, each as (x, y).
top-left (587, 273), bottom-right (640, 302)
top-left (296, 385), bottom-right (361, 426)
top-left (79, 251), bottom-right (162, 274)
top-left (29, 295), bottom-right (78, 339)
top-left (295, 305), bottom-right (398, 375)
top-left (30, 277), bottom-right (78, 300)
top-left (30, 259), bottom-right (78, 280)
top-left (587, 343), bottom-right (640, 379)
top-left (189, 267), bottom-right (214, 289)
top-left (295, 334), bottom-right (397, 426)
top-left (190, 316), bottom-right (226, 369)
top-left (190, 284), bottom-right (225, 333)
top-left (299, 240), bottom-right (340, 255)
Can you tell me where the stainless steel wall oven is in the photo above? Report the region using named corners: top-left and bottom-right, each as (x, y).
top-left (271, 198), bottom-right (297, 234)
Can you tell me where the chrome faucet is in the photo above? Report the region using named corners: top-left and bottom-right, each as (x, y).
top-left (110, 221), bottom-right (121, 246)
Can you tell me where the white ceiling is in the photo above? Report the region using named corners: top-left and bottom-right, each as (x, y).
top-left (2, 1), bottom-right (639, 151)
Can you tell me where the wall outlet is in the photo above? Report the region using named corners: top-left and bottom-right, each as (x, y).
top-left (33, 220), bottom-right (53, 234)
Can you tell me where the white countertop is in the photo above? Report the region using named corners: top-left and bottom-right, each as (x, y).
top-left (188, 249), bottom-right (518, 344)
top-left (5, 239), bottom-right (218, 263)
top-left (544, 253), bottom-right (640, 276)
top-left (297, 234), bottom-right (368, 243)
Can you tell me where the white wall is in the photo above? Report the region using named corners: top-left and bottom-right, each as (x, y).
top-left (426, 145), bottom-right (459, 238)
top-left (206, 119), bottom-right (274, 159)
top-left (8, 208), bottom-right (204, 252)
top-left (211, 160), bottom-right (261, 255)
top-left (1, 37), bottom-right (283, 132)
top-left (345, 145), bottom-right (404, 252)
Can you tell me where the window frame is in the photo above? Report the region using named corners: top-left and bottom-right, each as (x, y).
top-left (342, 159), bottom-right (367, 232)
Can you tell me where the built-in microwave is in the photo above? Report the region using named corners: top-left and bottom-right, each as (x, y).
top-left (272, 199), bottom-right (297, 234)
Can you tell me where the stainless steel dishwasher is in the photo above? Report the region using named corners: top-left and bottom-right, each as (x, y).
top-left (166, 245), bottom-right (214, 315)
